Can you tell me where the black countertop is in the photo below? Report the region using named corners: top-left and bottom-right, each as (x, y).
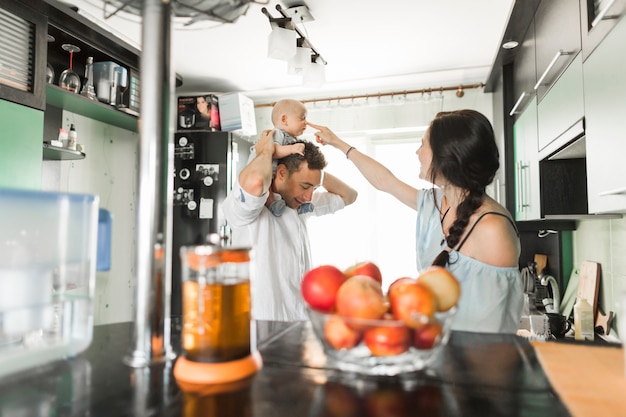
top-left (0, 321), bottom-right (571, 416)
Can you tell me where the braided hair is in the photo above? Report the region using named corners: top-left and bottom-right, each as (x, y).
top-left (428, 110), bottom-right (500, 250)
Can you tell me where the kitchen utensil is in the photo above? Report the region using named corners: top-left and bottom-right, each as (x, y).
top-left (58, 44), bottom-right (82, 93)
top-left (560, 268), bottom-right (579, 319)
top-left (578, 261), bottom-right (600, 320)
top-left (534, 254), bottom-right (548, 277)
top-left (595, 308), bottom-right (614, 335)
top-left (173, 245), bottom-right (261, 391)
top-left (307, 306), bottom-right (457, 375)
top-left (545, 312), bottom-right (571, 338)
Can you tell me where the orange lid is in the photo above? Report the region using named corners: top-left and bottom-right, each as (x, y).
top-left (173, 352), bottom-right (262, 393)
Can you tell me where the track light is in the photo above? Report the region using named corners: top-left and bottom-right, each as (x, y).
top-left (262, 5), bottom-right (327, 86)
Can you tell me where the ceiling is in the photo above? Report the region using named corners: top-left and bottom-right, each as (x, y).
top-left (68, 0), bottom-right (515, 104)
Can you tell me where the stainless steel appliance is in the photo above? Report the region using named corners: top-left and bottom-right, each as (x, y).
top-left (171, 131), bottom-right (250, 317)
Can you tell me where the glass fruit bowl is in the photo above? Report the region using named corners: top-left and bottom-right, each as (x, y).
top-left (307, 306), bottom-right (456, 376)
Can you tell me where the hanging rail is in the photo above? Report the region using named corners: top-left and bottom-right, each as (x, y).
top-left (254, 82), bottom-right (485, 108)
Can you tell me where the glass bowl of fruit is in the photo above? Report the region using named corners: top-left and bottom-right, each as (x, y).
top-left (302, 264), bottom-right (460, 376)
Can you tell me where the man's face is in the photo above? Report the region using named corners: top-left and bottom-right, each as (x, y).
top-left (273, 162), bottom-right (321, 209)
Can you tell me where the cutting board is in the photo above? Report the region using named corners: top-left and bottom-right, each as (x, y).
top-left (577, 261), bottom-right (600, 320)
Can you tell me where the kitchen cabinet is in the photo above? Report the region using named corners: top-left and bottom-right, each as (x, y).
top-left (580, 0), bottom-right (626, 60)
top-left (514, 104), bottom-right (541, 221)
top-left (0, 0), bottom-right (47, 110)
top-left (583, 13), bottom-right (626, 213)
top-left (536, 53), bottom-right (584, 155)
top-left (510, 20), bottom-right (537, 118)
top-left (533, 0), bottom-right (582, 103)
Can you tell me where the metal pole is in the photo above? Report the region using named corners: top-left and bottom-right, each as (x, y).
top-left (124, 0), bottom-right (176, 367)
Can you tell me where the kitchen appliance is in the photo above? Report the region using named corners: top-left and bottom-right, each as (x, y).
top-left (93, 61), bottom-right (128, 106)
top-left (172, 131), bottom-right (251, 318)
top-left (0, 188), bottom-right (99, 378)
top-left (173, 245), bottom-right (262, 391)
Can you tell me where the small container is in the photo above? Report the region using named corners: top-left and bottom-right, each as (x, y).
top-left (574, 297), bottom-right (594, 341)
top-left (174, 245), bottom-right (262, 390)
top-left (68, 124), bottom-right (77, 150)
top-left (0, 188), bottom-right (99, 378)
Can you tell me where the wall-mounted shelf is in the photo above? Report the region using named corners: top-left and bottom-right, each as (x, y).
top-left (43, 143), bottom-right (85, 160)
top-left (46, 85), bottom-right (138, 132)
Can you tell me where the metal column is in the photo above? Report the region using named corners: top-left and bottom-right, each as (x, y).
top-left (124, 0), bottom-right (176, 367)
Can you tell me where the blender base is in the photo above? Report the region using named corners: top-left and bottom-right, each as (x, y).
top-left (173, 351), bottom-right (263, 391)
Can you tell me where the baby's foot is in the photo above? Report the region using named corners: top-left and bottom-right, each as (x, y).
top-left (267, 194), bottom-right (286, 216)
top-left (297, 202), bottom-right (314, 214)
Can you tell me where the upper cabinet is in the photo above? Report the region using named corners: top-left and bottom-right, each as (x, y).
top-left (583, 13), bottom-right (626, 213)
top-left (580, 0), bottom-right (626, 60)
top-left (510, 20), bottom-right (537, 118)
top-left (533, 0), bottom-right (582, 103)
top-left (0, 0), bottom-right (47, 110)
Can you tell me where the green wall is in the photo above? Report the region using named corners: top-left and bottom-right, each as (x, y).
top-left (0, 99), bottom-right (43, 190)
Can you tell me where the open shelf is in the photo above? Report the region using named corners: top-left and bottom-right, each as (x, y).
top-left (43, 143), bottom-right (86, 160)
top-left (46, 85), bottom-right (138, 132)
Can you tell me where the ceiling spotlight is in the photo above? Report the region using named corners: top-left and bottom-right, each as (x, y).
top-left (456, 86), bottom-right (464, 97)
top-left (502, 40), bottom-right (519, 49)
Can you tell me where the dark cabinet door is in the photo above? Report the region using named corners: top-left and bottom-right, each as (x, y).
top-left (534, 0), bottom-right (582, 102)
top-left (511, 20), bottom-right (537, 119)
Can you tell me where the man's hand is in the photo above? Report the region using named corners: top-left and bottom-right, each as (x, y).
top-left (240, 129), bottom-right (276, 197)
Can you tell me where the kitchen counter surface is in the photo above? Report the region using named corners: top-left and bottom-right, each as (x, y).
top-left (0, 320), bottom-right (571, 416)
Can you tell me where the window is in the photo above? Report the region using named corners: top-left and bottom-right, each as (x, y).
top-left (308, 134), bottom-right (431, 290)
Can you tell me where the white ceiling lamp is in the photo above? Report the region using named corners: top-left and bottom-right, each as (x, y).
top-left (267, 26), bottom-right (297, 60)
top-left (303, 56), bottom-right (325, 87)
top-left (288, 44), bottom-right (311, 75)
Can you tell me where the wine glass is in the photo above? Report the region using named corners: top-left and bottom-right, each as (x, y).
top-left (46, 34), bottom-right (55, 84)
top-left (58, 44), bottom-right (82, 93)
top-left (115, 67), bottom-right (129, 109)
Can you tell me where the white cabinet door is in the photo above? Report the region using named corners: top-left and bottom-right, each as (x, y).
top-left (583, 15), bottom-right (626, 213)
top-left (514, 103), bottom-right (541, 220)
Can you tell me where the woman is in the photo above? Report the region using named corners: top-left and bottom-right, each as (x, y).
top-left (309, 110), bottom-right (522, 333)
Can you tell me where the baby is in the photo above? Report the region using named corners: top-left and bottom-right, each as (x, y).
top-left (248, 99), bottom-right (310, 216)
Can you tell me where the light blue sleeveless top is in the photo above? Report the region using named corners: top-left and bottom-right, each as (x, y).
top-left (415, 188), bottom-right (523, 333)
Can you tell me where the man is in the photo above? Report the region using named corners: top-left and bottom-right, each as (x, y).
top-left (222, 128), bottom-right (357, 321)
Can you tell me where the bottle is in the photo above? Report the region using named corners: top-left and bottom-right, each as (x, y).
top-left (80, 56), bottom-right (97, 100)
top-left (574, 298), bottom-right (594, 341)
top-left (68, 124), bottom-right (77, 151)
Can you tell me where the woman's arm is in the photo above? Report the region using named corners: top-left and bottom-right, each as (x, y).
top-left (309, 122), bottom-right (419, 210)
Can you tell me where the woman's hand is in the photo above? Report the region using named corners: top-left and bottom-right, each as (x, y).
top-left (307, 122), bottom-right (344, 149)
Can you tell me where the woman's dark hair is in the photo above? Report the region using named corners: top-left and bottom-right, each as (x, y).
top-left (428, 110), bottom-right (500, 249)
top-left (276, 140), bottom-right (327, 174)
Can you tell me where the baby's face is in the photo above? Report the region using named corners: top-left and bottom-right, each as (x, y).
top-left (282, 107), bottom-right (308, 137)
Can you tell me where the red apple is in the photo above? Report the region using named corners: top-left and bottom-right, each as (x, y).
top-left (324, 315), bottom-right (362, 350)
top-left (301, 265), bottom-right (347, 312)
top-left (364, 324), bottom-right (411, 356)
top-left (388, 277), bottom-right (417, 299)
top-left (416, 266), bottom-right (461, 312)
top-left (336, 275), bottom-right (387, 321)
top-left (412, 320), bottom-right (443, 350)
top-left (344, 261), bottom-right (383, 285)
top-left (388, 281), bottom-right (436, 328)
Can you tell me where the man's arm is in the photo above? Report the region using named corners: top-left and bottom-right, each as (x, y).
top-left (322, 172), bottom-right (358, 206)
top-left (239, 130), bottom-right (276, 197)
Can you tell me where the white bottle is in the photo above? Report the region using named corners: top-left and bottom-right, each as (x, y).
top-left (68, 124), bottom-right (77, 151)
top-left (574, 298), bottom-right (594, 341)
